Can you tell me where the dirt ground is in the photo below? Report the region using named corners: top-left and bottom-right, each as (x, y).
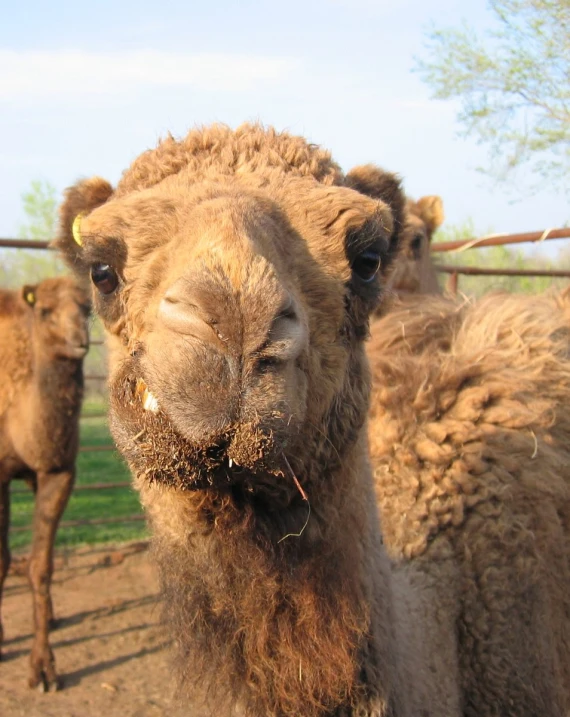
top-left (0, 541), bottom-right (186, 717)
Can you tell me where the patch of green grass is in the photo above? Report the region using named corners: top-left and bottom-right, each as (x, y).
top-left (10, 402), bottom-right (148, 551)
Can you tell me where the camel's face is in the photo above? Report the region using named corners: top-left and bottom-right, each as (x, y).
top-left (386, 196), bottom-right (444, 297)
top-left (23, 277), bottom-right (90, 361)
top-left (59, 127), bottom-right (402, 494)
top-left (387, 210), bottom-right (431, 295)
top-left (59, 167), bottom-right (395, 496)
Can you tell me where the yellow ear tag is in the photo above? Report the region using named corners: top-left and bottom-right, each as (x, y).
top-left (72, 213), bottom-right (84, 247)
top-left (25, 291), bottom-right (35, 305)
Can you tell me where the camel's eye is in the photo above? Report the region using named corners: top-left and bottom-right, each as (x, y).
top-left (411, 234), bottom-right (423, 259)
top-left (352, 249), bottom-right (381, 283)
top-left (91, 263), bottom-right (119, 295)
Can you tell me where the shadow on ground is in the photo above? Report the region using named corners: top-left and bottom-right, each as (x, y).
top-left (0, 543), bottom-right (184, 717)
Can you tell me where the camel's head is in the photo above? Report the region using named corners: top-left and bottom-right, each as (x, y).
top-left (22, 276), bottom-right (90, 361)
top-left (56, 125), bottom-right (405, 501)
top-left (406, 196), bottom-right (444, 256)
top-left (388, 195), bottom-right (445, 295)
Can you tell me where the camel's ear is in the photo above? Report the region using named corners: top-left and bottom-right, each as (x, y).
top-left (22, 285), bottom-right (37, 307)
top-left (415, 196), bottom-right (444, 237)
top-left (53, 177), bottom-right (114, 274)
top-left (345, 164), bottom-right (406, 261)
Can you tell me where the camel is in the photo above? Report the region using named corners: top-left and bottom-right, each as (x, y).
top-left (54, 123), bottom-right (448, 716)
top-left (354, 166), bottom-right (570, 714)
top-left (0, 276), bottom-right (90, 691)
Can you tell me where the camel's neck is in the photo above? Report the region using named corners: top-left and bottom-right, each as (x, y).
top-left (417, 251), bottom-right (442, 294)
top-left (130, 345), bottom-right (397, 715)
top-left (146, 442), bottom-right (395, 717)
top-left (28, 348), bottom-right (84, 433)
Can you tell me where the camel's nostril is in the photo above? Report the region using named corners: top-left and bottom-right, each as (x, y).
top-left (206, 440), bottom-right (230, 462)
top-left (164, 295), bottom-right (201, 315)
top-left (276, 295), bottom-right (297, 322)
top-left (257, 297), bottom-right (305, 365)
top-left (256, 356), bottom-right (283, 372)
top-left (158, 279), bottom-right (305, 369)
top-left (158, 278), bottom-right (227, 347)
top-left (158, 296), bottom-right (221, 346)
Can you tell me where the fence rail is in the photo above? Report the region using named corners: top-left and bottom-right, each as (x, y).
top-left (437, 266), bottom-right (570, 278)
top-left (0, 238), bottom-right (50, 249)
top-left (11, 515), bottom-right (146, 533)
top-left (431, 227), bottom-right (570, 253)
top-left (11, 482), bottom-right (130, 495)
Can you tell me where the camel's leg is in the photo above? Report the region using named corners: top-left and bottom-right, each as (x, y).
top-left (46, 594), bottom-right (55, 628)
top-left (27, 469), bottom-right (74, 691)
top-left (23, 477), bottom-right (55, 625)
top-left (0, 480), bottom-right (10, 661)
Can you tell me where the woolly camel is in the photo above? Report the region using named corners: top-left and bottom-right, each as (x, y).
top-left (0, 277), bottom-right (90, 691)
top-left (55, 124), bottom-right (447, 717)
top-left (355, 168), bottom-right (570, 714)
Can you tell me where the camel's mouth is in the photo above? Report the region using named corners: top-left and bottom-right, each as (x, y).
top-left (109, 371), bottom-right (296, 499)
top-left (56, 343), bottom-right (89, 360)
top-left (136, 378), bottom-right (160, 414)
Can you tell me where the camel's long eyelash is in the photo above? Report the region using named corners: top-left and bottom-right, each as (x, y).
top-left (345, 222), bottom-right (389, 263)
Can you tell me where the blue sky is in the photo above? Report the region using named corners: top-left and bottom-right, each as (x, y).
top-left (1, 0), bottom-right (567, 243)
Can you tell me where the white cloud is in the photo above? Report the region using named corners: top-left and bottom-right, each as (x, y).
top-left (0, 49), bottom-right (301, 99)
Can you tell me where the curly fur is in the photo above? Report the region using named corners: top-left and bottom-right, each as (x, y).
top-left (368, 290), bottom-right (570, 715)
top-left (115, 123), bottom-right (344, 196)
top-left (55, 124), bottom-right (429, 716)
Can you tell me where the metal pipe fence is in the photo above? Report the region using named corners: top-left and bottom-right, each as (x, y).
top-left (0, 238), bottom-right (50, 249)
top-left (10, 515), bottom-right (146, 534)
top-left (436, 265), bottom-right (570, 278)
top-left (430, 227), bottom-right (570, 253)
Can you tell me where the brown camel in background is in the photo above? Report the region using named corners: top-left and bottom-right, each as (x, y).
top-left (0, 277), bottom-right (90, 691)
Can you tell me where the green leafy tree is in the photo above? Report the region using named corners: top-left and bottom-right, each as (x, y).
top-left (417, 0), bottom-right (570, 191)
top-left (0, 180), bottom-right (63, 288)
top-left (19, 179), bottom-right (58, 240)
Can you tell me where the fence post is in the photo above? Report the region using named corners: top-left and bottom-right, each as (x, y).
top-left (448, 271), bottom-right (459, 295)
